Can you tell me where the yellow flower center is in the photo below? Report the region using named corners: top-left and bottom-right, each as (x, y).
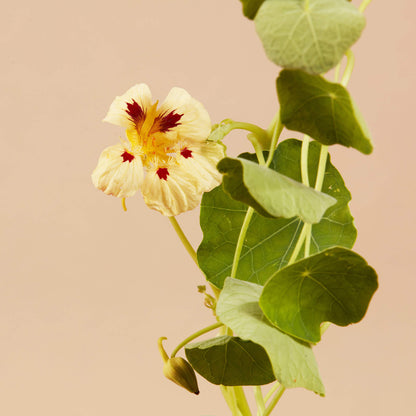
top-left (126, 100), bottom-right (183, 169)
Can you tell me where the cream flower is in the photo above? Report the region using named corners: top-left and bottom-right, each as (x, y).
top-left (92, 84), bottom-right (225, 216)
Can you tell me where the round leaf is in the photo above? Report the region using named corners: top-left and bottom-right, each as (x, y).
top-left (185, 335), bottom-right (275, 386)
top-left (198, 139), bottom-right (356, 289)
top-left (260, 247), bottom-right (379, 343)
top-left (217, 156), bottom-right (336, 223)
top-left (255, 0), bottom-right (365, 74)
top-left (277, 69), bottom-right (373, 154)
top-left (216, 278), bottom-right (325, 394)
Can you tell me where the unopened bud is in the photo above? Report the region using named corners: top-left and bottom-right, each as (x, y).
top-left (163, 357), bottom-right (200, 395)
top-left (158, 336), bottom-right (199, 395)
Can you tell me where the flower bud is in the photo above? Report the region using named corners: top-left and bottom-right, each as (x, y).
top-left (163, 357), bottom-right (200, 395)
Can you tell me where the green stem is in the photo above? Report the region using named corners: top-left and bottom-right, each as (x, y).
top-left (254, 386), bottom-right (265, 415)
top-left (266, 112), bottom-right (279, 136)
top-left (230, 207), bottom-right (255, 279)
top-left (314, 145), bottom-right (329, 192)
top-left (300, 135), bottom-right (311, 187)
top-left (234, 386), bottom-right (252, 416)
top-left (304, 223), bottom-right (312, 258)
top-left (264, 382), bottom-right (280, 404)
top-left (265, 118), bottom-right (284, 167)
top-left (287, 223), bottom-right (308, 265)
top-left (341, 50), bottom-right (355, 87)
top-left (359, 0), bottom-right (373, 13)
top-left (248, 133), bottom-right (266, 165)
top-left (320, 321), bottom-right (331, 335)
top-left (170, 322), bottom-right (223, 357)
top-left (168, 216), bottom-right (198, 265)
top-left (263, 386), bottom-right (286, 416)
top-left (223, 120), bottom-right (271, 150)
top-left (221, 386), bottom-right (242, 416)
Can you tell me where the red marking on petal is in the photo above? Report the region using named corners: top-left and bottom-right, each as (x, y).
top-left (154, 110), bottom-right (183, 133)
top-left (180, 148), bottom-right (193, 159)
top-left (126, 100), bottom-right (145, 124)
top-left (156, 167), bottom-right (169, 180)
top-left (121, 151), bottom-right (135, 163)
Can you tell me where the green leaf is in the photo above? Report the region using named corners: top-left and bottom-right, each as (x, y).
top-left (185, 335), bottom-right (275, 386)
top-left (217, 157), bottom-right (336, 223)
top-left (198, 139), bottom-right (356, 289)
top-left (255, 0), bottom-right (365, 74)
top-left (277, 69), bottom-right (373, 154)
top-left (260, 247), bottom-right (378, 343)
top-left (239, 0), bottom-right (266, 19)
top-left (216, 278), bottom-right (325, 394)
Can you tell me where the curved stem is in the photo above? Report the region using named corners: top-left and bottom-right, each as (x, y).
top-left (168, 216), bottom-right (198, 265)
top-left (300, 135), bottom-right (311, 186)
top-left (222, 120), bottom-right (271, 150)
top-left (263, 386), bottom-right (286, 416)
top-left (248, 133), bottom-right (266, 165)
top-left (341, 50), bottom-right (355, 87)
top-left (231, 207), bottom-right (255, 279)
top-left (359, 0), bottom-right (373, 13)
top-left (265, 118), bottom-right (284, 167)
top-left (170, 322), bottom-right (223, 357)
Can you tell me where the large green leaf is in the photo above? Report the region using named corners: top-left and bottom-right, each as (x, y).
top-left (217, 157), bottom-right (336, 223)
top-left (216, 278), bottom-right (325, 394)
top-left (198, 139), bottom-right (356, 289)
top-left (260, 247), bottom-right (378, 343)
top-left (239, 0), bottom-right (266, 19)
top-left (185, 335), bottom-right (275, 385)
top-left (277, 69), bottom-right (373, 154)
top-left (255, 0), bottom-right (365, 74)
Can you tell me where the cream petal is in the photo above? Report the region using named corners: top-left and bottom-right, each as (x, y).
top-left (158, 87), bottom-right (211, 142)
top-left (178, 142), bottom-right (225, 192)
top-left (103, 84), bottom-right (153, 128)
top-left (91, 144), bottom-right (143, 198)
top-left (141, 167), bottom-right (201, 216)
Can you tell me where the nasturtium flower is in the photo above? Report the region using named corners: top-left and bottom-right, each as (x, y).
top-left (92, 84), bottom-right (225, 216)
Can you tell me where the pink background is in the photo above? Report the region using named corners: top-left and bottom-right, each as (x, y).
top-left (1, 0), bottom-right (415, 415)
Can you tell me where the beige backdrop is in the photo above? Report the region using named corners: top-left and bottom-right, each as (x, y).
top-left (1, 0), bottom-right (415, 415)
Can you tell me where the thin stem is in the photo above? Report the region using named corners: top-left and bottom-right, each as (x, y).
top-left (341, 50), bottom-right (355, 87)
top-left (254, 386), bottom-right (265, 415)
top-left (234, 386), bottom-right (252, 416)
top-left (304, 223), bottom-right (312, 258)
top-left (314, 145), bottom-right (329, 192)
top-left (320, 321), bottom-right (331, 335)
top-left (359, 0), bottom-right (373, 13)
top-left (265, 118), bottom-right (284, 167)
top-left (248, 133), bottom-right (266, 165)
top-left (221, 386), bottom-right (242, 416)
top-left (230, 207), bottom-right (255, 279)
top-left (263, 386), bottom-right (286, 416)
top-left (266, 112), bottom-right (279, 136)
top-left (300, 135), bottom-right (311, 186)
top-left (287, 223), bottom-right (308, 265)
top-left (168, 216), bottom-right (198, 265)
top-left (170, 322), bottom-right (223, 357)
top-left (264, 382), bottom-right (281, 404)
top-left (334, 61), bottom-right (342, 83)
top-left (223, 120), bottom-right (271, 150)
